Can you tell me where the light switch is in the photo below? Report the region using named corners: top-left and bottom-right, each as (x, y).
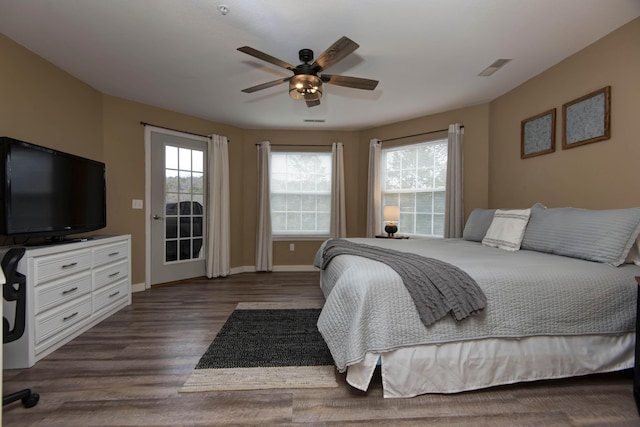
top-left (132, 199), bottom-right (143, 209)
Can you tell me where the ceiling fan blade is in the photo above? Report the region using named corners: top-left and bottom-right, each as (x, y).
top-left (241, 77), bottom-right (291, 93)
top-left (306, 99), bottom-right (321, 108)
top-left (237, 46), bottom-right (296, 71)
top-left (311, 36), bottom-right (359, 72)
top-left (321, 74), bottom-right (379, 90)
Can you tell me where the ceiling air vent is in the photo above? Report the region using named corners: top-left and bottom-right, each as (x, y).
top-left (478, 58), bottom-right (512, 76)
top-left (304, 119), bottom-right (326, 123)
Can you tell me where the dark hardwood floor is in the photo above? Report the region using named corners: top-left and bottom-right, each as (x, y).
top-left (3, 271), bottom-right (639, 426)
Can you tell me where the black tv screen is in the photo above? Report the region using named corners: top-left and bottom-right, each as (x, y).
top-left (0, 136), bottom-right (106, 240)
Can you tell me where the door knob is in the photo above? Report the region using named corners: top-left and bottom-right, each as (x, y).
top-left (153, 214), bottom-right (164, 220)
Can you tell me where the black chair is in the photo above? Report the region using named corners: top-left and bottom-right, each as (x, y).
top-left (2, 248), bottom-right (39, 408)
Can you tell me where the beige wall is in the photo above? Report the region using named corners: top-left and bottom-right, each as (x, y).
top-left (1, 17), bottom-right (638, 285)
top-left (0, 34), bottom-right (103, 162)
top-left (488, 17), bottom-right (640, 210)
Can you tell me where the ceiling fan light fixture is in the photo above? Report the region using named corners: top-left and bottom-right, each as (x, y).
top-left (289, 74), bottom-right (323, 101)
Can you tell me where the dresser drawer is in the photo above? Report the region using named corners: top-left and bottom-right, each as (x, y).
top-left (93, 260), bottom-right (128, 291)
top-left (34, 272), bottom-right (92, 314)
top-left (33, 249), bottom-right (92, 285)
top-left (93, 241), bottom-right (129, 268)
top-left (94, 279), bottom-right (129, 313)
top-left (35, 295), bottom-right (92, 346)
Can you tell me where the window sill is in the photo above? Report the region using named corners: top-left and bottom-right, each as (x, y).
top-left (272, 235), bottom-right (329, 242)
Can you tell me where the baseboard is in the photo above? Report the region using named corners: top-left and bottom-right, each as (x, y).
top-left (131, 282), bottom-right (146, 293)
top-left (229, 265), bottom-right (256, 275)
top-left (272, 265), bottom-right (317, 272)
top-left (137, 266), bottom-right (319, 291)
top-left (229, 265), bottom-right (318, 274)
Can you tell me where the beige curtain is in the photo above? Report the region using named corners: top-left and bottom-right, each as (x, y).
top-left (444, 124), bottom-right (464, 238)
top-left (205, 134), bottom-right (230, 278)
top-left (366, 139), bottom-right (382, 237)
top-left (330, 142), bottom-right (346, 238)
top-left (255, 141), bottom-right (272, 271)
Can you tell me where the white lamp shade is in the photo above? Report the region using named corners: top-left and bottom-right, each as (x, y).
top-left (383, 206), bottom-right (400, 223)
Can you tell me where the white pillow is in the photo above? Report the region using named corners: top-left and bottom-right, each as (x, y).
top-left (625, 236), bottom-right (640, 265)
top-left (482, 209), bottom-right (531, 251)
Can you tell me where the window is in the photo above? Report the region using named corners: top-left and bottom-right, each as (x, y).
top-left (164, 145), bottom-right (205, 261)
top-left (381, 139), bottom-right (448, 237)
top-left (270, 152), bottom-right (332, 237)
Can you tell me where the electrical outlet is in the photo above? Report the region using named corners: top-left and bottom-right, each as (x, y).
top-left (289, 243), bottom-right (295, 252)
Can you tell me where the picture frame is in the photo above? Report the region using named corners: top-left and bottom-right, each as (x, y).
top-left (562, 86), bottom-right (610, 149)
top-left (521, 108), bottom-right (556, 159)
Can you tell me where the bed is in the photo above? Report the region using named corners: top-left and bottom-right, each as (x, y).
top-left (314, 204), bottom-right (640, 398)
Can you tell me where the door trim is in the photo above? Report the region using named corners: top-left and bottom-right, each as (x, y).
top-left (144, 125), bottom-right (209, 289)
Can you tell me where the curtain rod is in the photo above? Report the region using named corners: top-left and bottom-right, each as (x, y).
top-left (254, 143), bottom-right (332, 147)
top-left (380, 126), bottom-right (463, 143)
top-left (139, 121), bottom-right (228, 140)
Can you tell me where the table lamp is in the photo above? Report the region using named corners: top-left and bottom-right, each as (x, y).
top-left (383, 206), bottom-right (400, 237)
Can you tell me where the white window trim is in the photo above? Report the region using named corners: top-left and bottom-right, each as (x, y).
top-left (380, 138), bottom-right (448, 238)
top-left (270, 151), bottom-right (332, 238)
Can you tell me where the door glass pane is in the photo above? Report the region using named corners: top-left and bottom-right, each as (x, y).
top-left (179, 239), bottom-right (191, 260)
top-left (179, 148), bottom-right (191, 170)
top-left (180, 217), bottom-right (191, 237)
top-left (166, 241), bottom-right (178, 262)
top-left (193, 217), bottom-right (203, 237)
top-left (164, 144), bottom-right (206, 263)
top-left (193, 239), bottom-right (203, 258)
top-left (166, 217), bottom-right (177, 239)
top-left (192, 151), bottom-right (204, 173)
top-left (166, 146), bottom-right (178, 169)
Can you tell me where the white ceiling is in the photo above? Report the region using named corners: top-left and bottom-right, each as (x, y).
top-left (1, 0), bottom-right (638, 131)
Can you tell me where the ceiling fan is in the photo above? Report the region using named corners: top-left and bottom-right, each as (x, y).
top-left (238, 36), bottom-right (379, 107)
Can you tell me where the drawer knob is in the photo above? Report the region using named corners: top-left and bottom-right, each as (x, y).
top-left (108, 252), bottom-right (120, 257)
top-left (109, 291), bottom-right (120, 298)
top-left (62, 287), bottom-right (78, 295)
top-left (61, 262), bottom-right (78, 269)
top-left (108, 272), bottom-right (120, 278)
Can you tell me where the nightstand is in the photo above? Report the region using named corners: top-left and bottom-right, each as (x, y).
top-left (635, 276), bottom-right (640, 414)
top-left (375, 235), bottom-right (409, 239)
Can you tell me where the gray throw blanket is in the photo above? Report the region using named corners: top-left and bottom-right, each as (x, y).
top-left (320, 239), bottom-right (487, 326)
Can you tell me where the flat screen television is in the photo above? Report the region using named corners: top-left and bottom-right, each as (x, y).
top-left (0, 136), bottom-right (106, 242)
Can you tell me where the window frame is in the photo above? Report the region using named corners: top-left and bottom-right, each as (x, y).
top-left (380, 138), bottom-right (448, 238)
top-left (269, 150), bottom-right (332, 240)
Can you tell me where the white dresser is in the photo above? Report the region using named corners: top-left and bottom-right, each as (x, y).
top-left (2, 235), bottom-right (131, 369)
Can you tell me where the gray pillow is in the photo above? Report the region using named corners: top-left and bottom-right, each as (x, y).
top-left (463, 208), bottom-right (496, 242)
top-left (521, 203), bottom-right (640, 266)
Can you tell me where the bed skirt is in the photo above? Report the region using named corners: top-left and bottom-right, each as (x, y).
top-left (345, 333), bottom-right (634, 398)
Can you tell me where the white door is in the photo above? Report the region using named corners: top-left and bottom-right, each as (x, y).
top-left (148, 129), bottom-right (207, 285)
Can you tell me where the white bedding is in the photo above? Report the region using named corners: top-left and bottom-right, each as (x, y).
top-left (316, 238), bottom-right (640, 397)
top-left (347, 334), bottom-right (634, 398)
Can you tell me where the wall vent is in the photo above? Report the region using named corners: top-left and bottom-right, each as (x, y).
top-left (478, 58), bottom-right (512, 76)
top-left (304, 119), bottom-right (326, 123)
